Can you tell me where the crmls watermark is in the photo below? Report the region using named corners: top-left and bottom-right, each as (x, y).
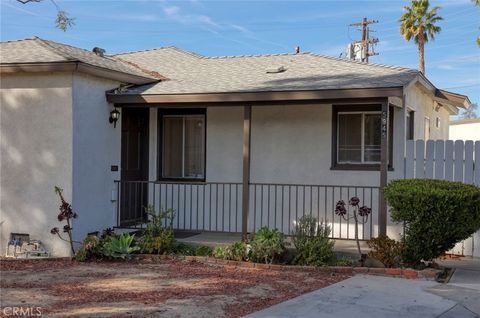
top-left (1, 307), bottom-right (42, 317)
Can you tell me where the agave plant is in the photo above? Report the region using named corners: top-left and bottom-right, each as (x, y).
top-left (103, 233), bottom-right (139, 259)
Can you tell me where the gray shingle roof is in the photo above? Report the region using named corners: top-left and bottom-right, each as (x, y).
top-left (0, 37), bottom-right (157, 81)
top-left (113, 47), bottom-right (419, 95)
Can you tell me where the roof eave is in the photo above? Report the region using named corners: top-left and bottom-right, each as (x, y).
top-left (0, 61), bottom-right (157, 85)
top-left (106, 86), bottom-right (404, 105)
top-left (404, 73), bottom-right (471, 113)
top-left (435, 89), bottom-right (472, 109)
top-left (0, 61), bottom-right (77, 73)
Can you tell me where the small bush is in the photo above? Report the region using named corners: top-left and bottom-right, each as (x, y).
top-left (385, 179), bottom-right (480, 264)
top-left (336, 256), bottom-right (354, 267)
top-left (229, 241), bottom-right (248, 261)
top-left (139, 230), bottom-right (174, 254)
top-left (75, 235), bottom-right (100, 261)
top-left (75, 229), bottom-right (117, 261)
top-left (173, 242), bottom-right (196, 256)
top-left (196, 245), bottom-right (213, 257)
top-left (292, 216), bottom-right (335, 266)
top-left (250, 227), bottom-right (285, 264)
top-left (137, 206), bottom-right (175, 254)
top-left (213, 246), bottom-right (231, 260)
top-left (367, 235), bottom-right (403, 268)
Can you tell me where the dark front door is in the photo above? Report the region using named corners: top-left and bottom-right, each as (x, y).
top-left (120, 108), bottom-right (149, 226)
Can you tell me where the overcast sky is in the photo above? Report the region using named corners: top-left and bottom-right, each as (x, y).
top-left (1, 0), bottom-right (479, 111)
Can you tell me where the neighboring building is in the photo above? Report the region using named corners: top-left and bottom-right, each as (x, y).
top-left (449, 118), bottom-right (480, 257)
top-left (0, 37), bottom-right (156, 255)
top-left (449, 118), bottom-right (480, 141)
top-left (0, 37), bottom-right (471, 256)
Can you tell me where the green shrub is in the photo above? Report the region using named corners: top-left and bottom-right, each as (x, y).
top-left (137, 206), bottom-right (175, 254)
top-left (367, 235), bottom-right (403, 268)
top-left (75, 235), bottom-right (100, 261)
top-left (102, 233), bottom-right (139, 259)
top-left (195, 245), bottom-right (213, 257)
top-left (250, 227), bottom-right (285, 264)
top-left (384, 179), bottom-right (480, 264)
top-left (229, 241), bottom-right (248, 261)
top-left (213, 246), bottom-right (231, 260)
top-left (75, 247), bottom-right (88, 262)
top-left (336, 256), bottom-right (354, 267)
top-left (139, 230), bottom-right (174, 254)
top-left (75, 229), bottom-right (116, 261)
top-left (173, 242), bottom-right (196, 256)
top-left (292, 216), bottom-right (335, 266)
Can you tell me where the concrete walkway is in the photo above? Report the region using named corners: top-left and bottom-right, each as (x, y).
top-left (245, 275), bottom-right (479, 318)
top-left (429, 257), bottom-right (480, 316)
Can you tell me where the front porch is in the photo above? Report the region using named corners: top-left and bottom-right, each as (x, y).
top-left (113, 96), bottom-right (399, 241)
top-left (114, 180), bottom-right (381, 241)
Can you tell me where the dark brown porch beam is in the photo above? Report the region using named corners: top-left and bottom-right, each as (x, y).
top-left (378, 101), bottom-right (389, 237)
top-left (106, 87), bottom-right (403, 104)
top-left (242, 106), bottom-right (252, 241)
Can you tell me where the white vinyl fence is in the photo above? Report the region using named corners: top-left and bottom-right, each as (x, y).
top-left (405, 140), bottom-right (480, 185)
top-left (404, 140), bottom-right (480, 257)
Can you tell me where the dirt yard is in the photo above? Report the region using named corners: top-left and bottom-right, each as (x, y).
top-left (0, 258), bottom-right (347, 317)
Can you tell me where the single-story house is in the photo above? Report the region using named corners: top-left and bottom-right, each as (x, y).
top-left (0, 37), bottom-right (471, 256)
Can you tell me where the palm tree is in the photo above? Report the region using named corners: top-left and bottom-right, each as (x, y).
top-left (474, 0), bottom-right (480, 46)
top-left (399, 0), bottom-right (443, 74)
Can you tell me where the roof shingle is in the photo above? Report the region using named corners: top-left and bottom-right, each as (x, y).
top-left (113, 47), bottom-right (419, 95)
top-left (0, 37), bottom-right (157, 81)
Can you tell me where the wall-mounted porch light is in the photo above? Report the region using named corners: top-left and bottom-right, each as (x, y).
top-left (109, 108), bottom-right (120, 128)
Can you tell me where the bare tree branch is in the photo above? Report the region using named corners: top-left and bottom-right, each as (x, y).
top-left (15, 0), bottom-right (75, 31)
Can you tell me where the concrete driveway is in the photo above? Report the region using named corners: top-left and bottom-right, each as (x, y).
top-left (245, 274), bottom-right (480, 318)
top-left (429, 258), bottom-right (480, 317)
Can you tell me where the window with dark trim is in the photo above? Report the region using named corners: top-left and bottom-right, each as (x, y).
top-left (158, 109), bottom-right (206, 181)
top-left (331, 104), bottom-right (393, 170)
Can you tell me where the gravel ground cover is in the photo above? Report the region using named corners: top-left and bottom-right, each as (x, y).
top-left (0, 258), bottom-right (347, 317)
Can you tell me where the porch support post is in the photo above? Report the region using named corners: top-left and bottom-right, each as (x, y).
top-left (242, 105), bottom-right (252, 241)
top-left (378, 101), bottom-right (389, 237)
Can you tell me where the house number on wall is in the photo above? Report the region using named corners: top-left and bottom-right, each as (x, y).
top-left (381, 111), bottom-right (388, 137)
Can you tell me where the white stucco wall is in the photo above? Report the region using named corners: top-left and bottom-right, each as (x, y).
top-left (207, 105), bottom-right (385, 185)
top-left (405, 84), bottom-right (450, 140)
top-left (0, 72), bottom-right (73, 256)
top-left (71, 73), bottom-right (122, 244)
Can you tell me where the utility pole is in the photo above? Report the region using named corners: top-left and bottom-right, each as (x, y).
top-left (348, 17), bottom-right (379, 63)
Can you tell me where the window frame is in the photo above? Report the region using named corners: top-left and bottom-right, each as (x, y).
top-left (336, 111), bottom-right (382, 165)
top-left (157, 108), bottom-right (207, 182)
top-left (331, 104), bottom-right (393, 171)
top-left (424, 116), bottom-right (431, 140)
top-left (406, 110), bottom-right (415, 140)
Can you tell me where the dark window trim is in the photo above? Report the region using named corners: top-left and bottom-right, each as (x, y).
top-left (157, 108), bottom-right (207, 182)
top-left (331, 103), bottom-right (394, 171)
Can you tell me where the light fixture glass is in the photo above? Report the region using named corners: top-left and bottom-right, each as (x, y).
top-left (109, 109), bottom-right (120, 128)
